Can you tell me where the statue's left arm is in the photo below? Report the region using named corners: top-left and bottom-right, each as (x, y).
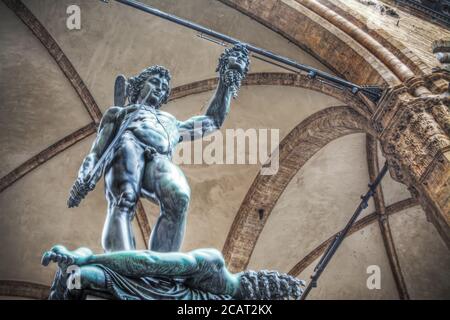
top-left (177, 44), bottom-right (250, 140)
top-left (178, 80), bottom-right (233, 139)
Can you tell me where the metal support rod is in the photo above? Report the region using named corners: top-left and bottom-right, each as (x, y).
top-left (101, 0), bottom-right (383, 102)
top-left (198, 33), bottom-right (303, 75)
top-left (300, 162), bottom-right (389, 300)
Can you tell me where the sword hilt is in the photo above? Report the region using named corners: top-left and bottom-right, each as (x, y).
top-left (67, 176), bottom-right (93, 208)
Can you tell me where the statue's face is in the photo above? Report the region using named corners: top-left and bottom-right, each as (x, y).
top-left (139, 73), bottom-right (169, 107)
top-left (226, 50), bottom-right (248, 74)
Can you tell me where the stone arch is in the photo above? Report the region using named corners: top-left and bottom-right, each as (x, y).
top-left (222, 105), bottom-right (376, 272)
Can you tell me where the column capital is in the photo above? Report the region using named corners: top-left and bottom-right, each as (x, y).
top-left (372, 81), bottom-right (450, 246)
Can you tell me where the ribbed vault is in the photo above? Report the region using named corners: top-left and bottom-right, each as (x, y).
top-left (0, 0), bottom-right (448, 300)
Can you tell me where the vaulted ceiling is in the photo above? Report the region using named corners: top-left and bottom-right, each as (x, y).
top-left (0, 0), bottom-right (449, 299)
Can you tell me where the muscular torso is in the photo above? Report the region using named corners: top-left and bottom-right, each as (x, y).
top-left (118, 105), bottom-right (181, 155)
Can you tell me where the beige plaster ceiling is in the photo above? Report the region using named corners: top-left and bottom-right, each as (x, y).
top-left (0, 0), bottom-right (448, 299)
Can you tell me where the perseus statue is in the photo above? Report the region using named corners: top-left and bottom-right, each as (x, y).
top-left (42, 245), bottom-right (305, 300)
top-left (68, 44), bottom-right (250, 253)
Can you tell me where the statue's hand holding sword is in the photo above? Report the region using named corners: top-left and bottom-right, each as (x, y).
top-left (67, 174), bottom-right (96, 208)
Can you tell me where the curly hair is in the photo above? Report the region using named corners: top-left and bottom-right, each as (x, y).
top-left (238, 270), bottom-right (305, 300)
top-left (127, 65), bottom-right (171, 105)
top-left (216, 43), bottom-right (250, 76)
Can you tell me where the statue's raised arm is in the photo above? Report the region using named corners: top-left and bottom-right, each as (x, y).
top-left (177, 44), bottom-right (250, 140)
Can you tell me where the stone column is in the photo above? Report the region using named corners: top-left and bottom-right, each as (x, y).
top-left (372, 73), bottom-right (450, 247)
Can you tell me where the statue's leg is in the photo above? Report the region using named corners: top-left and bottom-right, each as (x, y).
top-left (102, 136), bottom-right (145, 252)
top-left (143, 156), bottom-right (190, 252)
top-left (43, 246), bottom-right (109, 299)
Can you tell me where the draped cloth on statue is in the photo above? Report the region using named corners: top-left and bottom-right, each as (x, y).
top-left (98, 265), bottom-right (232, 300)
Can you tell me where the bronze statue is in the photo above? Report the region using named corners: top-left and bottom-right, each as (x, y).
top-left (67, 44), bottom-right (250, 253)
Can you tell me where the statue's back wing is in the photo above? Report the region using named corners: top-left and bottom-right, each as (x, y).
top-left (114, 74), bottom-right (128, 107)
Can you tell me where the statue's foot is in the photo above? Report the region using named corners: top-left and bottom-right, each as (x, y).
top-left (41, 245), bottom-right (89, 269)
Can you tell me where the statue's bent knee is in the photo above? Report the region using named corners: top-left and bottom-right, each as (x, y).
top-left (117, 191), bottom-right (137, 211)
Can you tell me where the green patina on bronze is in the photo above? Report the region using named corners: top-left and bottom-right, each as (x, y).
top-left (42, 245), bottom-right (304, 300)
